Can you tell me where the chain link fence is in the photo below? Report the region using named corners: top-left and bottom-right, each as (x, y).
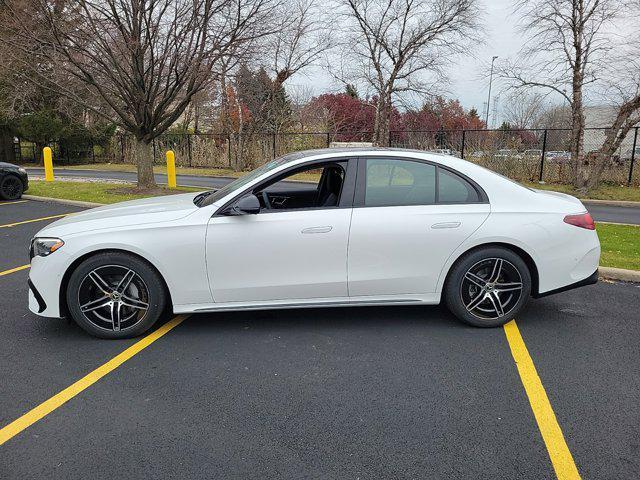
top-left (14, 126), bottom-right (640, 186)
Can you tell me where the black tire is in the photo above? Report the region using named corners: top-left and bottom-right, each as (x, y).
top-left (444, 247), bottom-right (531, 328)
top-left (0, 175), bottom-right (24, 200)
top-left (66, 252), bottom-right (167, 339)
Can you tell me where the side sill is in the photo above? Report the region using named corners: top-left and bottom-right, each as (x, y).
top-left (533, 269), bottom-right (598, 299)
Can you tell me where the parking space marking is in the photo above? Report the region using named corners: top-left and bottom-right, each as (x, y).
top-left (0, 200), bottom-right (28, 207)
top-left (0, 264), bottom-right (30, 277)
top-left (0, 314), bottom-right (189, 446)
top-left (504, 320), bottom-right (580, 480)
top-left (0, 214), bottom-right (69, 229)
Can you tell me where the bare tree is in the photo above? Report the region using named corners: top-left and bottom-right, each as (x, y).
top-left (497, 0), bottom-right (624, 189)
top-left (264, 0), bottom-right (332, 90)
top-left (335, 0), bottom-right (480, 146)
top-left (2, 0), bottom-right (273, 187)
top-left (503, 92), bottom-right (547, 129)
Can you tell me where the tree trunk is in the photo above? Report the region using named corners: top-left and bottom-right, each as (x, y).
top-left (0, 129), bottom-right (16, 163)
top-left (586, 98), bottom-right (640, 190)
top-left (132, 137), bottom-right (156, 188)
top-left (35, 142), bottom-right (46, 165)
top-left (373, 92), bottom-right (391, 147)
top-left (570, 89), bottom-right (587, 190)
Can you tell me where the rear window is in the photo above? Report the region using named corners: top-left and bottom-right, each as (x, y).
top-left (438, 168), bottom-right (480, 203)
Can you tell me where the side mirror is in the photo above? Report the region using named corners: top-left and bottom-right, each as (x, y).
top-left (232, 194), bottom-right (261, 215)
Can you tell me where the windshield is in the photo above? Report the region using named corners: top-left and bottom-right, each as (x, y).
top-left (197, 155), bottom-right (295, 207)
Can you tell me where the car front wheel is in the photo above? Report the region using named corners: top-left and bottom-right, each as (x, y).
top-left (444, 247), bottom-right (531, 327)
top-left (0, 175), bottom-right (24, 200)
top-left (66, 252), bottom-right (167, 339)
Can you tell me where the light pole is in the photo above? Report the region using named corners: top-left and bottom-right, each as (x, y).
top-left (485, 55), bottom-right (498, 128)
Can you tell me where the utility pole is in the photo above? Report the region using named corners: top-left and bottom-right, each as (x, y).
top-left (485, 55), bottom-right (498, 128)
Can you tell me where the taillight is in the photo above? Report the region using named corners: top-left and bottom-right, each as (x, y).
top-left (563, 213), bottom-right (595, 230)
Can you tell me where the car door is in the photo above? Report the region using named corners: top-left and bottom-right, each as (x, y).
top-left (348, 157), bottom-right (490, 297)
top-left (205, 159), bottom-right (355, 304)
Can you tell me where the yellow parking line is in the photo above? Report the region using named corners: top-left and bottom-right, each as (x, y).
top-left (0, 264), bottom-right (30, 276)
top-left (0, 314), bottom-right (189, 446)
top-left (0, 200), bottom-right (28, 206)
top-left (0, 214), bottom-right (68, 229)
top-left (504, 320), bottom-right (580, 480)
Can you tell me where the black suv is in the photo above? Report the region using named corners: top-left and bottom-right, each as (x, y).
top-left (0, 162), bottom-right (29, 200)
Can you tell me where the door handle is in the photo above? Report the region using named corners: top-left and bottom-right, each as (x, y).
top-left (431, 222), bottom-right (461, 229)
top-left (301, 226), bottom-right (333, 234)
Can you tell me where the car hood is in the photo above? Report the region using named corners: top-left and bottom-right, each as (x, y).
top-left (37, 192), bottom-right (201, 237)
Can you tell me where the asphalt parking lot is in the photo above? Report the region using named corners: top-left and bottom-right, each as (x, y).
top-left (1, 199), bottom-right (639, 479)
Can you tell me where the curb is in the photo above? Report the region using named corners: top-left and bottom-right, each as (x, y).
top-left (599, 266), bottom-right (640, 283)
top-left (23, 195), bottom-right (104, 208)
top-left (582, 199), bottom-right (640, 207)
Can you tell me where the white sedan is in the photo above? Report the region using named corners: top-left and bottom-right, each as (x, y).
top-left (28, 148), bottom-right (600, 338)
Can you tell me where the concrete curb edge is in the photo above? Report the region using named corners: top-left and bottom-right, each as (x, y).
top-left (599, 266), bottom-right (640, 283)
top-left (23, 195), bottom-right (104, 208)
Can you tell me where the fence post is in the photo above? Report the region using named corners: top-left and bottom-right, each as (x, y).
top-left (460, 130), bottom-right (466, 159)
top-left (628, 127), bottom-right (638, 186)
top-left (120, 135), bottom-right (125, 163)
top-left (326, 132), bottom-right (331, 148)
top-left (272, 133), bottom-right (277, 159)
top-left (539, 129), bottom-right (548, 182)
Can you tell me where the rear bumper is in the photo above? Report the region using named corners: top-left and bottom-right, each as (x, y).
top-left (533, 269), bottom-right (598, 298)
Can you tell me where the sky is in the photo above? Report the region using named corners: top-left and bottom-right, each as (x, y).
top-left (287, 0), bottom-right (526, 126)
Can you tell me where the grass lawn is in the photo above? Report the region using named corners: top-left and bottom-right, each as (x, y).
top-left (597, 223), bottom-right (640, 271)
top-left (27, 180), bottom-right (203, 204)
top-left (524, 181), bottom-right (640, 202)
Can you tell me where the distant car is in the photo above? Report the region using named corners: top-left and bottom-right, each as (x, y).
top-left (494, 149), bottom-right (522, 160)
top-left (0, 162), bottom-right (29, 200)
top-left (621, 147), bottom-right (640, 161)
top-left (545, 151), bottom-right (571, 162)
top-left (469, 150), bottom-right (486, 158)
top-left (29, 148), bottom-right (600, 339)
top-left (523, 149), bottom-right (542, 158)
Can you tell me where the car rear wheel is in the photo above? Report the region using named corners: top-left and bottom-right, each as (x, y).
top-left (66, 252), bottom-right (167, 339)
top-left (444, 247), bottom-right (531, 327)
top-left (0, 175), bottom-right (24, 200)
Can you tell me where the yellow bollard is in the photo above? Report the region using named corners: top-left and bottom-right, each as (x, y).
top-left (43, 147), bottom-right (54, 182)
top-left (166, 150), bottom-right (177, 189)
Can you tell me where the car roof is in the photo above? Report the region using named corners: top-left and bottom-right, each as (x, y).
top-left (278, 147), bottom-right (450, 163)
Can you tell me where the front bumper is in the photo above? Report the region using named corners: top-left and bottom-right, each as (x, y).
top-left (28, 253), bottom-right (68, 318)
top-left (28, 279), bottom-right (47, 313)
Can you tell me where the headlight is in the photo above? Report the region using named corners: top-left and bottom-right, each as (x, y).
top-left (18, 167), bottom-right (27, 174)
top-left (30, 237), bottom-right (64, 259)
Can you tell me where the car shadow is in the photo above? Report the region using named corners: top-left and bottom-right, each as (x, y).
top-left (172, 304), bottom-right (470, 335)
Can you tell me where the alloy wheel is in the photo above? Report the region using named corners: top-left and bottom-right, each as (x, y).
top-left (460, 258), bottom-right (523, 320)
top-left (1, 176), bottom-right (22, 199)
top-left (77, 265), bottom-right (150, 332)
